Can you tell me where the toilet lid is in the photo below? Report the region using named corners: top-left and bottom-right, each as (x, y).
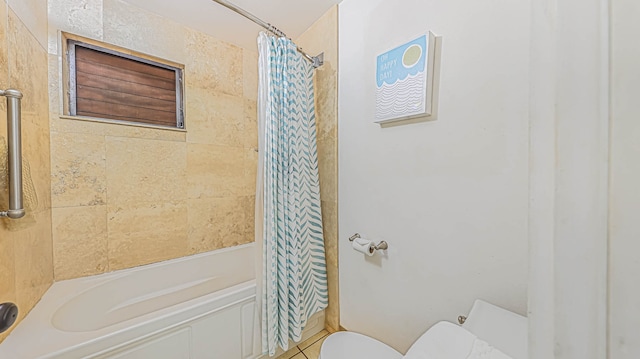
top-left (320, 332), bottom-right (403, 359)
top-left (403, 321), bottom-right (476, 359)
top-left (461, 300), bottom-right (527, 359)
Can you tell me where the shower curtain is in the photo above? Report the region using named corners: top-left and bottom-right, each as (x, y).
top-left (256, 32), bottom-right (328, 356)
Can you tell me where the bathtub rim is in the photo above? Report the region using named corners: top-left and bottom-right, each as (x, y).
top-left (0, 243), bottom-right (257, 359)
top-left (51, 242), bottom-right (255, 333)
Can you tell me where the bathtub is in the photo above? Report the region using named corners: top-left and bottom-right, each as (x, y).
top-left (0, 244), bottom-right (325, 358)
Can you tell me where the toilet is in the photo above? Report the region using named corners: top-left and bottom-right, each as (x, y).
top-left (319, 300), bottom-right (527, 359)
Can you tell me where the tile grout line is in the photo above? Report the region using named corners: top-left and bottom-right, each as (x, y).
top-left (297, 333), bottom-right (329, 352)
top-left (286, 346), bottom-right (302, 359)
top-left (298, 333), bottom-right (329, 359)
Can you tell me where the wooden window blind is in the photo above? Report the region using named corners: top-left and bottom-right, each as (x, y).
top-left (68, 40), bottom-right (184, 129)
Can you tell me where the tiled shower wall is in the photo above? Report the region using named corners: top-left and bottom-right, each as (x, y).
top-left (0, 0), bottom-right (53, 343)
top-left (48, 0), bottom-right (259, 279)
top-left (296, 6), bottom-right (340, 332)
top-left (46, 0), bottom-right (340, 333)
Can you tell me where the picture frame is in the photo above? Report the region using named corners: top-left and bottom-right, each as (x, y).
top-left (375, 31), bottom-right (439, 124)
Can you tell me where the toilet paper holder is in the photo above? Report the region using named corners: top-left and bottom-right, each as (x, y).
top-left (348, 233), bottom-right (388, 251)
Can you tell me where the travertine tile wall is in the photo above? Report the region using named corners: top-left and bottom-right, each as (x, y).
top-left (0, 0), bottom-right (53, 342)
top-left (48, 0), bottom-right (258, 279)
top-left (46, 0), bottom-right (340, 334)
top-left (296, 6), bottom-right (340, 332)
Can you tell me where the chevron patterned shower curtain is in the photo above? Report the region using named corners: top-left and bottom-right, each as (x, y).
top-left (256, 32), bottom-right (328, 356)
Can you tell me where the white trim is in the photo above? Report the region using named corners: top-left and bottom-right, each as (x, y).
top-left (527, 0), bottom-right (557, 356)
top-left (528, 0), bottom-right (610, 357)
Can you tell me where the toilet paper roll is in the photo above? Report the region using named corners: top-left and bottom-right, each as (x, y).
top-left (352, 237), bottom-right (376, 256)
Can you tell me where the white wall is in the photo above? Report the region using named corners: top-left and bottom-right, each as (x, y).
top-left (338, 0), bottom-right (530, 352)
top-left (610, 0), bottom-right (640, 357)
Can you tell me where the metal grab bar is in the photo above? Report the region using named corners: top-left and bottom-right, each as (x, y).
top-left (0, 89), bottom-right (25, 219)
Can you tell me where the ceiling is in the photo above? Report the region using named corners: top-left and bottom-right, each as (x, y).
top-left (122, 0), bottom-right (341, 50)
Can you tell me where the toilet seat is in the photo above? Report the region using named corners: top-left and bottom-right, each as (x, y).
top-left (318, 331), bottom-right (403, 359)
top-left (319, 323), bottom-right (474, 359)
top-left (319, 300), bottom-right (527, 359)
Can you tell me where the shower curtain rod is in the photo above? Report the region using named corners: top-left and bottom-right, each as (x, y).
top-left (210, 0), bottom-right (324, 68)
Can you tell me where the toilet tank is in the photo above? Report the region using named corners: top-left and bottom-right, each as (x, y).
top-left (462, 300), bottom-right (528, 359)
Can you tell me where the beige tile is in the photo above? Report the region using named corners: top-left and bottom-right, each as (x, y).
top-left (0, 2), bottom-right (52, 344)
top-left (187, 198), bottom-right (222, 253)
top-left (103, 0), bottom-right (185, 64)
top-left (0, 189), bottom-right (41, 233)
top-left (187, 197), bottom-right (247, 254)
top-left (317, 139), bottom-right (337, 203)
top-left (47, 0), bottom-right (103, 55)
top-left (18, 115), bottom-right (52, 217)
top-left (20, 112), bottom-right (52, 217)
top-left (299, 330), bottom-right (329, 350)
top-left (185, 87), bottom-right (246, 146)
top-left (244, 98), bottom-right (258, 149)
top-left (302, 334), bottom-right (328, 359)
top-left (8, 4), bottom-right (53, 321)
top-left (21, 111), bottom-right (51, 178)
top-left (0, 328), bottom-right (11, 344)
top-left (48, 53), bottom-right (62, 114)
top-left (278, 346), bottom-right (302, 359)
top-left (106, 137), bottom-right (187, 204)
top-left (28, 167), bottom-right (52, 215)
top-left (50, 115), bottom-right (187, 142)
top-left (0, 276), bottom-right (14, 344)
top-left (321, 200), bottom-right (338, 268)
top-left (186, 143), bottom-right (247, 199)
top-left (240, 195), bottom-right (256, 243)
top-left (52, 205), bottom-right (108, 280)
top-left (326, 325), bottom-right (340, 335)
top-left (13, 209), bottom-right (54, 317)
top-left (0, 0), bottom-right (8, 117)
top-left (242, 50), bottom-right (258, 101)
top-left (7, 0), bottom-right (48, 49)
top-left (315, 63), bottom-right (338, 143)
top-left (8, 9), bottom-right (49, 115)
top-left (0, 226), bottom-right (16, 304)
top-left (108, 201), bottom-right (188, 270)
top-left (51, 132), bottom-right (107, 208)
top-left (244, 147), bottom-right (258, 195)
top-left (185, 28), bottom-right (242, 96)
top-left (326, 263), bottom-right (340, 332)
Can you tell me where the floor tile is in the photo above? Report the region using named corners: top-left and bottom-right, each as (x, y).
top-left (298, 329), bottom-right (329, 350)
top-left (302, 334), bottom-right (328, 359)
top-left (276, 345), bottom-right (302, 359)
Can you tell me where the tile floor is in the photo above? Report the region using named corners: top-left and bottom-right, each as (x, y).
top-left (275, 330), bottom-right (330, 359)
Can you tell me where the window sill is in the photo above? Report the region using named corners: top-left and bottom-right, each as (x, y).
top-left (59, 115), bottom-right (187, 133)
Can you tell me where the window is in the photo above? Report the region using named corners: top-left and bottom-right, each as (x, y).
top-left (67, 38), bottom-right (184, 129)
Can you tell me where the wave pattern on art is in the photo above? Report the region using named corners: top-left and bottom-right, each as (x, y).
top-left (375, 71), bottom-right (426, 122)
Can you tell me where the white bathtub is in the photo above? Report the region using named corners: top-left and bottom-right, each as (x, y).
top-left (0, 243), bottom-right (323, 359)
